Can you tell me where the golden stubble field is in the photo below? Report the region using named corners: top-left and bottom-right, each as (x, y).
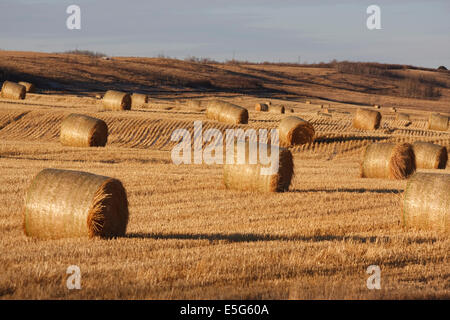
top-left (0, 88), bottom-right (449, 299)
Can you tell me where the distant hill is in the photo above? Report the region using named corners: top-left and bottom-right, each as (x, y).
top-left (1, 50), bottom-right (449, 112)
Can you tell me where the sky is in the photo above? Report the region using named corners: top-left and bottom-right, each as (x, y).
top-left (0, 0), bottom-right (449, 68)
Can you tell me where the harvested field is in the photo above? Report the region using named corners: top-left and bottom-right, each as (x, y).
top-left (0, 52), bottom-right (449, 300)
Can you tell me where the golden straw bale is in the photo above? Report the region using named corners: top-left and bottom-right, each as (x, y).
top-left (290, 108), bottom-right (295, 113)
top-left (268, 105), bottom-right (285, 114)
top-left (412, 141), bottom-right (447, 169)
top-left (60, 113), bottom-right (108, 147)
top-left (205, 100), bottom-right (222, 120)
top-left (361, 143), bottom-right (416, 179)
top-left (265, 101), bottom-right (272, 106)
top-left (390, 107), bottom-right (397, 112)
top-left (403, 172), bottom-right (449, 233)
top-left (18, 82), bottom-right (35, 93)
top-left (102, 90), bottom-right (131, 111)
top-left (188, 100), bottom-right (202, 108)
top-left (374, 105), bottom-right (381, 109)
top-left (255, 103), bottom-right (269, 112)
top-left (278, 116), bottom-right (315, 147)
top-left (427, 113), bottom-right (449, 131)
top-left (317, 111), bottom-right (332, 118)
top-left (206, 100), bottom-right (248, 124)
top-left (23, 169), bottom-right (129, 239)
top-left (305, 100), bottom-right (311, 104)
top-left (1, 81), bottom-right (26, 100)
top-left (131, 93), bottom-right (148, 108)
top-left (218, 106), bottom-right (248, 124)
top-left (223, 142), bottom-right (294, 192)
top-left (353, 108), bottom-right (381, 130)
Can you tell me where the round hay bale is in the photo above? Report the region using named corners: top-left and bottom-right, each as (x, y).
top-left (279, 116), bottom-right (315, 147)
top-left (205, 100), bottom-right (222, 120)
top-left (131, 93), bottom-right (148, 108)
top-left (1, 81), bottom-right (26, 100)
top-left (60, 113), bottom-right (108, 147)
top-left (188, 100), bottom-right (202, 109)
top-left (23, 169), bottom-right (129, 239)
top-left (206, 100), bottom-right (248, 124)
top-left (396, 113), bottom-right (410, 121)
top-left (374, 105), bottom-right (381, 109)
top-left (223, 143), bottom-right (294, 192)
top-left (290, 108), bottom-right (295, 113)
top-left (427, 113), bottom-right (449, 131)
top-left (390, 107), bottom-right (397, 113)
top-left (269, 105), bottom-right (285, 114)
top-left (353, 108), bottom-right (381, 130)
top-left (255, 103), bottom-right (268, 112)
top-left (403, 172), bottom-right (449, 233)
top-left (265, 101), bottom-right (272, 106)
top-left (361, 143), bottom-right (416, 179)
top-left (412, 141), bottom-right (447, 169)
top-left (305, 100), bottom-right (311, 104)
top-left (18, 81), bottom-right (36, 93)
top-left (95, 94), bottom-right (102, 99)
top-left (102, 90), bottom-right (131, 111)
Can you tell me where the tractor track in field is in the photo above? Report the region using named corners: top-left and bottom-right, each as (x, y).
top-left (0, 108), bottom-right (448, 158)
top-left (0, 111), bottom-right (31, 132)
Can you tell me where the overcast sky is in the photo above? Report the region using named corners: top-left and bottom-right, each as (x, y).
top-left (0, 0), bottom-right (449, 68)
